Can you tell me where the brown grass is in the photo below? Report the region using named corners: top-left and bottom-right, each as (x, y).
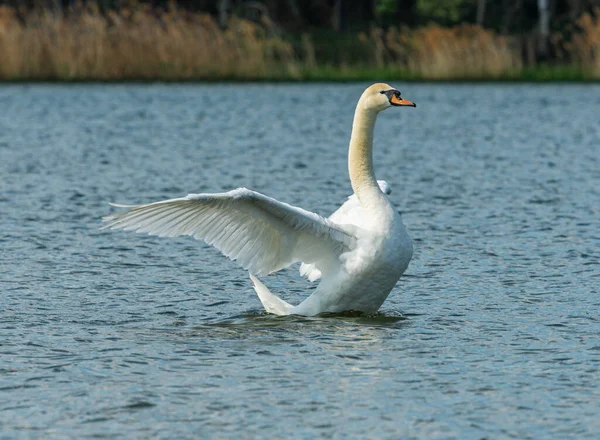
top-left (571, 8), bottom-right (600, 77)
top-left (0, 3), bottom-right (296, 80)
top-left (367, 24), bottom-right (521, 79)
top-left (0, 4), bottom-right (598, 81)
top-left (405, 25), bottom-right (522, 79)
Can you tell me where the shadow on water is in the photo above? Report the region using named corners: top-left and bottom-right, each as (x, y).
top-left (197, 309), bottom-right (411, 330)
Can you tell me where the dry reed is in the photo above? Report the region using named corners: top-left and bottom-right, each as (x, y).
top-left (571, 8), bottom-right (600, 77)
top-left (0, 4), bottom-right (598, 81)
top-left (358, 24), bottom-right (521, 79)
top-left (0, 4), bottom-right (296, 80)
top-left (401, 25), bottom-right (521, 79)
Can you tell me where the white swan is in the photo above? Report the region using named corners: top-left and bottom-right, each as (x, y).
top-left (103, 83), bottom-right (416, 316)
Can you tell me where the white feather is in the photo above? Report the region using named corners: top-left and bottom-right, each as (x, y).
top-left (299, 180), bottom-right (391, 282)
top-left (103, 188), bottom-right (355, 277)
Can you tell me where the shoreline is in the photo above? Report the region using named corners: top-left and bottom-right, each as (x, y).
top-left (0, 76), bottom-right (597, 84)
top-left (0, 64), bottom-right (596, 83)
top-left (2, 6), bottom-right (598, 85)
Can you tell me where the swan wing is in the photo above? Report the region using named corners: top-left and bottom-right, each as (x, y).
top-left (102, 188), bottom-right (356, 276)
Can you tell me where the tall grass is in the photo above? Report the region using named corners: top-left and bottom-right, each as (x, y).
top-left (376, 24), bottom-right (522, 79)
top-left (0, 4), bottom-right (598, 81)
top-left (0, 4), bottom-right (296, 80)
top-left (572, 8), bottom-right (600, 78)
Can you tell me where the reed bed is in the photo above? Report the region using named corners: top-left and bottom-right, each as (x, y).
top-left (0, 4), bottom-right (296, 80)
top-left (373, 24), bottom-right (522, 80)
top-left (571, 8), bottom-right (600, 78)
top-left (0, 4), bottom-right (598, 81)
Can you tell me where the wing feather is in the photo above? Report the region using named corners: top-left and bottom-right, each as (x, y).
top-left (103, 188), bottom-right (356, 276)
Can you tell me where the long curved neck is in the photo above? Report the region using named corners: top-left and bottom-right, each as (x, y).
top-left (348, 106), bottom-right (382, 205)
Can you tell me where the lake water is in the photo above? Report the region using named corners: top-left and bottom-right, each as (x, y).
top-left (1, 83), bottom-right (599, 439)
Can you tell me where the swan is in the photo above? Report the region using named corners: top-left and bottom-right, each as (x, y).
top-left (103, 83), bottom-right (416, 316)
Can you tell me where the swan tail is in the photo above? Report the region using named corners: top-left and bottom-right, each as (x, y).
top-left (249, 273), bottom-right (293, 315)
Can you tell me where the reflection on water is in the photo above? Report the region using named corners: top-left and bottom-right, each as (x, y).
top-left (1, 83), bottom-right (599, 439)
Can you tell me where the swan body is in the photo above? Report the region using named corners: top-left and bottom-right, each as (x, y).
top-left (299, 179), bottom-right (391, 282)
top-left (103, 83), bottom-right (416, 316)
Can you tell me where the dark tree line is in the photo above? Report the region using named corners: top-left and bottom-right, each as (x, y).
top-left (2, 0), bottom-right (598, 35)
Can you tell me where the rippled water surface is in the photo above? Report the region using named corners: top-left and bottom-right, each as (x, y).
top-left (1, 83), bottom-right (599, 439)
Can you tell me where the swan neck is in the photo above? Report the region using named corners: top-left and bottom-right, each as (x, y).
top-left (349, 107), bottom-right (379, 202)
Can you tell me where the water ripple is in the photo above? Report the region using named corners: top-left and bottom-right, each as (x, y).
top-left (0, 83), bottom-right (599, 439)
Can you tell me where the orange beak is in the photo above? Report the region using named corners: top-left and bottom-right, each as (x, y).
top-left (390, 94), bottom-right (416, 107)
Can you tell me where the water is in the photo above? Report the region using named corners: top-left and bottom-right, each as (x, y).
top-left (1, 83), bottom-right (599, 439)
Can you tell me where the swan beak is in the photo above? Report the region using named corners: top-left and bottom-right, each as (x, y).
top-left (390, 94), bottom-right (416, 107)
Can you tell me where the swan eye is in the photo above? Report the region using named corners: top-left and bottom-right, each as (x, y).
top-left (381, 89), bottom-right (402, 99)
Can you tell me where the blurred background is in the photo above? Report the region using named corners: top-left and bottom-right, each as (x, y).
top-left (0, 0), bottom-right (599, 81)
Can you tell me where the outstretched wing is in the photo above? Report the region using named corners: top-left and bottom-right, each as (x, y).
top-left (103, 188), bottom-right (356, 276)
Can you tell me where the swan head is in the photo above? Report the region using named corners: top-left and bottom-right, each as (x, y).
top-left (360, 83), bottom-right (416, 113)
